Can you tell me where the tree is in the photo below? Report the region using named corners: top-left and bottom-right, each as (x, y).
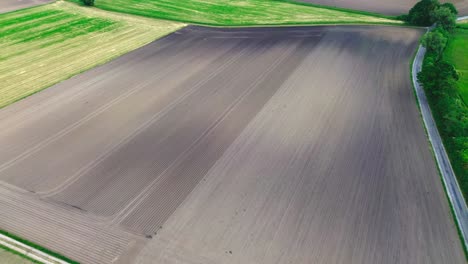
top-left (440, 2), bottom-right (458, 15)
top-left (418, 54), bottom-right (458, 96)
top-left (407, 0), bottom-right (440, 26)
top-left (437, 94), bottom-right (468, 136)
top-left (418, 53), bottom-right (436, 82)
top-left (421, 30), bottom-right (447, 54)
top-left (432, 6), bottom-right (457, 32)
top-left (82, 0), bottom-right (94, 6)
top-left (434, 65), bottom-right (459, 98)
top-left (437, 60), bottom-right (459, 81)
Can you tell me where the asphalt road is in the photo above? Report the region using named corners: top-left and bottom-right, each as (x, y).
top-left (0, 26), bottom-right (464, 263)
top-left (297, 0), bottom-right (468, 16)
top-left (0, 0), bottom-right (51, 13)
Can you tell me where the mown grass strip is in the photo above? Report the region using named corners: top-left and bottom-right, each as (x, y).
top-left (0, 230), bottom-right (74, 264)
top-left (0, 12), bottom-right (77, 39)
top-left (0, 243), bottom-right (43, 264)
top-left (0, 9), bottom-right (61, 26)
top-left (72, 0), bottom-right (402, 26)
top-left (0, 1), bottom-right (183, 109)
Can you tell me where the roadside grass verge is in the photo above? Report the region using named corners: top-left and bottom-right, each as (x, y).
top-left (68, 0), bottom-right (403, 26)
top-left (0, 230), bottom-right (75, 264)
top-left (458, 19), bottom-right (468, 26)
top-left (0, 1), bottom-right (183, 109)
top-left (0, 244), bottom-right (41, 264)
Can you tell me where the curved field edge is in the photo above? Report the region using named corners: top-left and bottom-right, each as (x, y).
top-left (0, 1), bottom-right (184, 109)
top-left (0, 229), bottom-right (76, 264)
top-left (69, 0), bottom-right (403, 26)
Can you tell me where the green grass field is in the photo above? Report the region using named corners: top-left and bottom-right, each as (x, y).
top-left (79, 0), bottom-right (401, 26)
top-left (440, 25), bottom-right (468, 200)
top-left (0, 1), bottom-right (183, 109)
top-left (445, 26), bottom-right (468, 103)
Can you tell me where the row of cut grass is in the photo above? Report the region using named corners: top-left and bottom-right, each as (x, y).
top-left (68, 0), bottom-right (402, 26)
top-left (0, 1), bottom-right (183, 109)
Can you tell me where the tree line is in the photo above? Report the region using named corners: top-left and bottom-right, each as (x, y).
top-left (409, 0), bottom-right (468, 197)
top-left (411, 0), bottom-right (467, 137)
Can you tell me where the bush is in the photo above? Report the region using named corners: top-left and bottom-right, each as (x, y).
top-left (82, 0), bottom-right (94, 6)
top-left (407, 0), bottom-right (440, 26)
top-left (440, 2), bottom-right (458, 15)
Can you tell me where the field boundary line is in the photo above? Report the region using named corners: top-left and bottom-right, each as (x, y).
top-left (0, 234), bottom-right (69, 264)
top-left (411, 17), bottom-right (468, 250)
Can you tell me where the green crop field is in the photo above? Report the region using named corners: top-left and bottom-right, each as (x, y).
top-left (441, 25), bottom-right (468, 200)
top-left (0, 1), bottom-right (183, 109)
top-left (79, 0), bottom-right (401, 26)
top-left (445, 26), bottom-right (468, 103)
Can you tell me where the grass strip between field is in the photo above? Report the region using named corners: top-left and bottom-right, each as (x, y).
top-left (0, 244), bottom-right (41, 264)
top-left (0, 230), bottom-right (74, 264)
top-left (69, 0), bottom-right (402, 26)
top-left (0, 1), bottom-right (184, 109)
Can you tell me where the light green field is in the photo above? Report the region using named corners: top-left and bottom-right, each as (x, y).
top-left (0, 1), bottom-right (183, 109)
top-left (445, 26), bottom-right (468, 103)
top-left (80, 0), bottom-right (402, 26)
